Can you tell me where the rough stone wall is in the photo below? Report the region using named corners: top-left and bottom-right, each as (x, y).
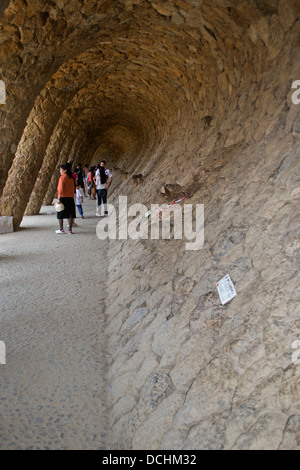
top-left (0, 0), bottom-right (300, 450)
top-left (106, 131), bottom-right (300, 449)
top-left (103, 6), bottom-right (300, 449)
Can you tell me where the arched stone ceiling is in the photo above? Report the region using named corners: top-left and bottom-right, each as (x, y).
top-left (0, 0), bottom-right (299, 228)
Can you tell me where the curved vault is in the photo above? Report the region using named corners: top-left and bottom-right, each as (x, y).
top-left (0, 0), bottom-right (300, 452)
top-left (2, 0), bottom-right (296, 228)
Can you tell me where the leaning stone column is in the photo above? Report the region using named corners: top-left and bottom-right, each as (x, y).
top-left (43, 168), bottom-right (61, 206)
top-left (0, 69), bottom-right (64, 196)
top-left (25, 127), bottom-right (67, 215)
top-left (25, 112), bottom-right (84, 215)
top-left (0, 85), bottom-right (75, 230)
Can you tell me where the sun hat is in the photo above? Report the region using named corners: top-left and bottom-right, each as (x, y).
top-left (54, 202), bottom-right (65, 212)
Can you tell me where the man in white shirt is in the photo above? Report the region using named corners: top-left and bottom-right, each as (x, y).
top-left (100, 160), bottom-right (113, 189)
top-left (95, 160), bottom-right (113, 216)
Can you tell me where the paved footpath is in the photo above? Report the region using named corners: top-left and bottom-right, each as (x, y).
top-left (0, 199), bottom-right (109, 450)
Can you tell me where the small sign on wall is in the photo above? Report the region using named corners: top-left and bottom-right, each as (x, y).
top-left (0, 80), bottom-right (6, 104)
top-left (216, 274), bottom-right (237, 305)
top-left (0, 341), bottom-right (6, 365)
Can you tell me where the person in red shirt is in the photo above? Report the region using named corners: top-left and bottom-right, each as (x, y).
top-left (87, 167), bottom-right (96, 200)
top-left (56, 164), bottom-right (76, 234)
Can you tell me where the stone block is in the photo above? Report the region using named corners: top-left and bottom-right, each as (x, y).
top-left (0, 216), bottom-right (13, 233)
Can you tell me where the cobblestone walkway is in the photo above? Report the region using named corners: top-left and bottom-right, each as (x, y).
top-left (0, 199), bottom-right (109, 450)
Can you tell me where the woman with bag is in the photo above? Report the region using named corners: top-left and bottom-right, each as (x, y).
top-left (55, 164), bottom-right (76, 234)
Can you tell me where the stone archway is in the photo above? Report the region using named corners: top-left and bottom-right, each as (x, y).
top-left (0, 0), bottom-right (300, 451)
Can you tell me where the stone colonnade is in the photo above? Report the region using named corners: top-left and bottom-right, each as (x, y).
top-left (1, 0), bottom-right (300, 450)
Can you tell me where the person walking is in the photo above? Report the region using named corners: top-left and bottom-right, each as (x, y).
top-left (56, 164), bottom-right (76, 234)
top-left (96, 160), bottom-right (112, 215)
top-left (95, 165), bottom-right (108, 216)
top-left (75, 182), bottom-right (84, 219)
top-left (100, 160), bottom-right (113, 191)
top-left (87, 167), bottom-right (96, 200)
top-left (76, 163), bottom-right (86, 197)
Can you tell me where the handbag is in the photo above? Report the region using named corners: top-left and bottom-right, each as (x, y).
top-left (54, 202), bottom-right (65, 212)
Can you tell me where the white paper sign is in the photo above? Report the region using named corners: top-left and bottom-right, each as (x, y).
top-left (216, 274), bottom-right (237, 305)
top-left (0, 341), bottom-right (6, 365)
top-left (0, 80), bottom-right (6, 104)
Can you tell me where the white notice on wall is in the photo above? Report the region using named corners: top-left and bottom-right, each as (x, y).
top-left (216, 274), bottom-right (237, 305)
top-left (0, 80), bottom-right (6, 105)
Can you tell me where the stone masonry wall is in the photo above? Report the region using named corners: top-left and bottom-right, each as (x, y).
top-left (103, 12), bottom-right (300, 448)
top-left (0, 0), bottom-right (300, 450)
top-left (106, 124), bottom-right (300, 449)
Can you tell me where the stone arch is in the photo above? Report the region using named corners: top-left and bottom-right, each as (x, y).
top-left (0, 1), bottom-right (300, 449)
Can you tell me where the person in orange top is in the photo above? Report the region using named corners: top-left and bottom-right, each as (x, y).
top-left (56, 164), bottom-right (76, 234)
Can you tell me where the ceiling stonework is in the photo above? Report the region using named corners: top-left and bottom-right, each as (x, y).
top-left (1, 1), bottom-right (300, 450)
top-left (1, 1), bottom-right (297, 223)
